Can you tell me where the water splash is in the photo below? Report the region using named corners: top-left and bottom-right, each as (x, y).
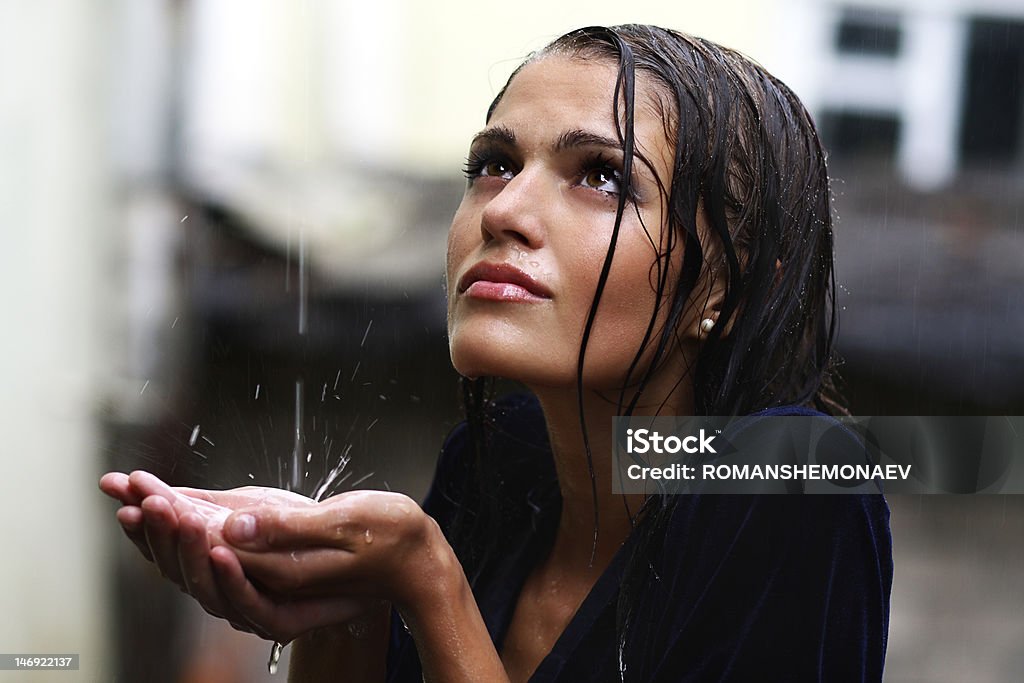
top-left (360, 319), bottom-right (373, 347)
top-left (311, 443), bottom-right (353, 502)
top-left (265, 231), bottom-right (382, 672)
top-left (269, 224), bottom-right (310, 674)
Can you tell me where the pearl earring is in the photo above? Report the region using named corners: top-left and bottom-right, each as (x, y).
top-left (700, 318), bottom-right (716, 334)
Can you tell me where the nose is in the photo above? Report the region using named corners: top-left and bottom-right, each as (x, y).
top-left (479, 169), bottom-right (547, 248)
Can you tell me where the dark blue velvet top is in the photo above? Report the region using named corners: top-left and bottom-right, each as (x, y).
top-left (387, 394), bottom-right (893, 682)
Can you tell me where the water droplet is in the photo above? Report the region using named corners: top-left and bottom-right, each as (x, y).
top-left (267, 641), bottom-right (284, 674)
top-left (189, 425), bottom-right (200, 447)
top-left (364, 529), bottom-right (374, 544)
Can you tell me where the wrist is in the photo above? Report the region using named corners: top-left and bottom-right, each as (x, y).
top-left (390, 519), bottom-right (508, 683)
top-left (393, 516), bottom-right (468, 624)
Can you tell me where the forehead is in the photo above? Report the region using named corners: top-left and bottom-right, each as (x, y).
top-left (487, 55), bottom-right (671, 158)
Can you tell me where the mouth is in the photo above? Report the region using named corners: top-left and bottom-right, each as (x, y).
top-left (458, 261), bottom-right (553, 302)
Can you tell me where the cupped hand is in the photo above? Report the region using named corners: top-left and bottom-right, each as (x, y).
top-left (221, 490), bottom-right (448, 603)
top-left (101, 470), bottom-right (352, 640)
top-left (100, 471), bottom-right (312, 576)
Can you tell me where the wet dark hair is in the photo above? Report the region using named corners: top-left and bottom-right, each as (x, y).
top-left (453, 24), bottom-right (845, 680)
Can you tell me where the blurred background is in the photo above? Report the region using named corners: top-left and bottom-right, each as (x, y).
top-left (1, 0), bottom-right (1022, 680)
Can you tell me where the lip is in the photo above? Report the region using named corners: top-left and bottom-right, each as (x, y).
top-left (458, 261), bottom-right (553, 301)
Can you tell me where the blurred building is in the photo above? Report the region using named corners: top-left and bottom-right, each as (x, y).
top-left (775, 0), bottom-right (1024, 190)
top-left (765, 1), bottom-right (1024, 413)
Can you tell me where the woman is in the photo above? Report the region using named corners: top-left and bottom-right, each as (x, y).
top-left (101, 25), bottom-right (892, 682)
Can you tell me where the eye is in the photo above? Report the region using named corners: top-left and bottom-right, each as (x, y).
top-left (463, 151), bottom-right (517, 183)
top-left (580, 166), bottom-right (622, 194)
top-left (479, 160), bottom-right (515, 180)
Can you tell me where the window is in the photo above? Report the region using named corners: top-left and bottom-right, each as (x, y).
top-left (819, 110), bottom-right (901, 160)
top-left (836, 7), bottom-right (903, 57)
top-left (959, 18), bottom-right (1024, 165)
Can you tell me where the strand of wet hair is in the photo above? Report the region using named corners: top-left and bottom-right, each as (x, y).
top-left (573, 27), bottom-right (636, 568)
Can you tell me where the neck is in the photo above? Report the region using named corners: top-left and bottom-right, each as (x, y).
top-left (528, 381), bottom-right (693, 574)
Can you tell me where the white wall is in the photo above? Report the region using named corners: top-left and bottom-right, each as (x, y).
top-left (180, 0), bottom-right (778, 176)
top-left (0, 1), bottom-right (112, 679)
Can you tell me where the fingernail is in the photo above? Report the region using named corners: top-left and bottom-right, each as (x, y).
top-left (229, 514), bottom-right (256, 542)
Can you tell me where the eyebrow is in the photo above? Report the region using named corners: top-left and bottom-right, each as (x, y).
top-left (470, 125), bottom-right (516, 148)
top-left (469, 125), bottom-right (622, 153)
top-left (554, 128), bottom-right (621, 152)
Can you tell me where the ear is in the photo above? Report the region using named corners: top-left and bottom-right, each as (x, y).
top-left (684, 206), bottom-right (730, 341)
top-left (689, 263), bottom-right (729, 341)
top-left (689, 258), bottom-right (783, 341)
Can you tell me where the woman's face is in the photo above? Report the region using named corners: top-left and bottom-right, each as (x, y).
top-left (446, 55), bottom-right (689, 392)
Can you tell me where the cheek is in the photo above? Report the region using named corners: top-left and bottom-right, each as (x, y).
top-left (445, 208), bottom-right (475, 293)
top-left (580, 234), bottom-right (671, 380)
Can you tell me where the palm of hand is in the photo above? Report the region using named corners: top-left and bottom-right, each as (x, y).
top-left (100, 470), bottom-right (438, 642)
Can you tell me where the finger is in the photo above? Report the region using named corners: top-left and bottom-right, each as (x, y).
top-left (225, 492), bottom-right (423, 552)
top-left (177, 512), bottom-right (230, 616)
top-left (209, 546), bottom-right (275, 639)
top-left (173, 533), bottom-right (263, 637)
top-left (165, 493), bottom-right (234, 529)
top-left (174, 486), bottom-right (220, 504)
top-left (167, 491), bottom-right (228, 529)
top-left (116, 505), bottom-right (154, 561)
top-left (230, 546), bottom-right (363, 595)
top-left (141, 495), bottom-right (185, 585)
top-left (179, 486), bottom-right (316, 510)
top-left (129, 470), bottom-right (179, 505)
top-left (100, 472), bottom-right (142, 506)
top-left (211, 547), bottom-right (366, 643)
top-left (222, 502), bottom-right (365, 552)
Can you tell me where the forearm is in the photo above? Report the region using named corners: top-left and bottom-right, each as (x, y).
top-left (399, 531), bottom-right (510, 683)
top-left (288, 601), bottom-right (391, 683)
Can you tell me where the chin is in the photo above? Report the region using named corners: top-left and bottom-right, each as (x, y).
top-left (448, 328), bottom-right (573, 385)
top-left (449, 337), bottom-right (530, 381)
top-left (449, 338), bottom-right (641, 393)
